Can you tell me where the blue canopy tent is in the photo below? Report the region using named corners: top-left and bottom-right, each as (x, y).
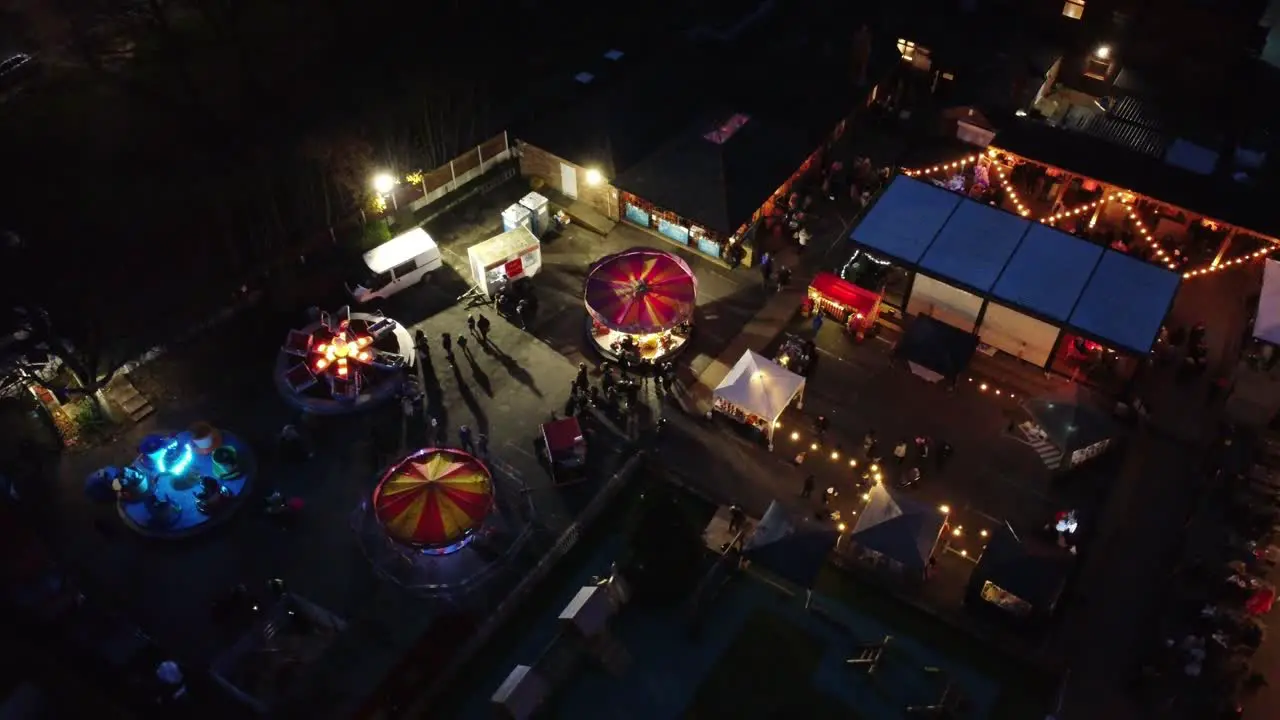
top-left (850, 178), bottom-right (960, 265)
top-left (847, 485), bottom-right (946, 574)
top-left (1067, 250), bottom-right (1183, 355)
top-left (918, 201), bottom-right (1030, 293)
top-left (895, 315), bottom-right (979, 384)
top-left (1022, 384), bottom-right (1120, 467)
top-left (742, 502), bottom-right (838, 589)
top-left (991, 224), bottom-right (1104, 323)
top-left (966, 527), bottom-right (1075, 623)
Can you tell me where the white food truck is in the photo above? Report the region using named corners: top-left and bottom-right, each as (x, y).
top-left (347, 227), bottom-right (443, 303)
top-left (467, 226), bottom-right (541, 297)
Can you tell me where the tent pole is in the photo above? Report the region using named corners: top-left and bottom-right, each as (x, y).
top-left (796, 384), bottom-right (805, 411)
top-left (767, 421), bottom-right (775, 452)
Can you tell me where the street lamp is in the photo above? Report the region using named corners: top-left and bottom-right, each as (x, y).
top-left (585, 168), bottom-right (603, 186)
top-left (373, 172), bottom-right (398, 211)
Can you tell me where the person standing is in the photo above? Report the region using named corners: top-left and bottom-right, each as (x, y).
top-left (477, 314), bottom-right (491, 342)
top-left (441, 332), bottom-right (453, 357)
top-left (458, 425), bottom-right (475, 454)
top-left (893, 440), bottom-right (908, 465)
top-left (477, 432), bottom-right (489, 458)
top-left (811, 312), bottom-right (824, 335)
top-left (575, 362), bottom-right (589, 392)
top-left (863, 430), bottom-right (877, 458)
top-left (466, 314), bottom-right (477, 336)
top-left (457, 334), bottom-right (468, 354)
top-left (728, 504), bottom-right (746, 533)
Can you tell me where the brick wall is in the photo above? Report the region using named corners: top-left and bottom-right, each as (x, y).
top-left (517, 142), bottom-right (620, 221)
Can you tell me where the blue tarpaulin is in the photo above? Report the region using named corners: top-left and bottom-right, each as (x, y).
top-left (990, 224), bottom-right (1103, 322)
top-left (919, 201), bottom-right (1030, 292)
top-left (851, 177), bottom-right (960, 264)
top-left (1068, 250), bottom-right (1181, 354)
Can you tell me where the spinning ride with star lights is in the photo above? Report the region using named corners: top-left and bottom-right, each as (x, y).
top-left (352, 448), bottom-right (537, 598)
top-left (584, 248), bottom-right (696, 362)
top-left (274, 306), bottom-right (415, 415)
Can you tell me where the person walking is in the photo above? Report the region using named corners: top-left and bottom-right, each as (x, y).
top-left (476, 314), bottom-right (491, 342)
top-left (477, 432), bottom-right (489, 458)
top-left (466, 314), bottom-right (477, 336)
top-left (515, 298), bottom-right (530, 330)
top-left (777, 265), bottom-right (792, 289)
top-left (811, 312), bottom-right (824, 335)
top-left (575, 362), bottom-right (589, 392)
top-left (801, 474), bottom-right (815, 498)
top-left (458, 425), bottom-right (475, 454)
top-left (441, 332), bottom-right (453, 357)
top-left (936, 441), bottom-right (953, 471)
top-left (728, 504), bottom-right (746, 533)
top-left (457, 334), bottom-right (469, 354)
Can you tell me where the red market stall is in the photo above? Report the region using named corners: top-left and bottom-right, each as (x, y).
top-left (805, 272), bottom-right (883, 335)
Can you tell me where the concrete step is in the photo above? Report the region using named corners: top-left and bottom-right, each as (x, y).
top-left (104, 375), bottom-right (154, 424)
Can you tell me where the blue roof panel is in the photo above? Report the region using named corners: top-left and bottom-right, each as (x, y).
top-left (918, 202), bottom-right (1030, 292)
top-left (850, 177), bottom-right (961, 264)
top-left (991, 224), bottom-right (1103, 322)
top-left (1068, 251), bottom-right (1181, 353)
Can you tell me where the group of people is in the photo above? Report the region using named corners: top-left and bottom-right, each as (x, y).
top-left (564, 358), bottom-right (678, 419)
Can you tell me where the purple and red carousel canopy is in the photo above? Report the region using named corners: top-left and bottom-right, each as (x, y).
top-left (584, 248), bottom-right (697, 334)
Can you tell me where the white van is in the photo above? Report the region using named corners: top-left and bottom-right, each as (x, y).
top-left (347, 227), bottom-right (443, 303)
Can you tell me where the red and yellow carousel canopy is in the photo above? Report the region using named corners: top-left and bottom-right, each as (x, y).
top-left (372, 448), bottom-right (494, 548)
top-left (584, 248), bottom-right (697, 334)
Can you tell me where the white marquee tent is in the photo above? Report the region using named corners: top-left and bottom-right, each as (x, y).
top-left (1254, 259), bottom-right (1280, 346)
top-left (712, 350), bottom-right (805, 449)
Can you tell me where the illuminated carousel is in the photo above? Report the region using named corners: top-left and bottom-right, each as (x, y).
top-left (352, 448), bottom-right (536, 598)
top-left (88, 422), bottom-right (257, 539)
top-left (274, 306), bottom-right (416, 415)
top-left (584, 248), bottom-right (696, 362)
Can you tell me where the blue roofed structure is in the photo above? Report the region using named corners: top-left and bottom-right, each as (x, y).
top-left (991, 224), bottom-right (1104, 322)
top-left (918, 202), bottom-right (1030, 293)
top-left (1068, 251), bottom-right (1181, 354)
top-left (850, 177), bottom-right (960, 264)
top-left (848, 175), bottom-right (1183, 360)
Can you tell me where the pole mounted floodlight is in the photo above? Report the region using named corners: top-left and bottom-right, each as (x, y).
top-left (373, 173), bottom-right (396, 195)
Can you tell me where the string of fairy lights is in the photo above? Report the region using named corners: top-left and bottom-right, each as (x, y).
top-left (899, 156), bottom-right (1280, 280)
top-left (775, 419), bottom-right (991, 557)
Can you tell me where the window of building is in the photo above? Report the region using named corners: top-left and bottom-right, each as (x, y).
top-left (1062, 0), bottom-right (1085, 20)
top-left (1085, 57), bottom-right (1111, 80)
top-left (896, 40), bottom-right (932, 70)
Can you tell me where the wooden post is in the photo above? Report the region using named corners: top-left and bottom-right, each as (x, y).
top-left (450, 160), bottom-right (457, 192)
top-left (1212, 228), bottom-right (1238, 268)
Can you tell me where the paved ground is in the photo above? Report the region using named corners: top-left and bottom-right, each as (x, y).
top-left (17, 209), bottom-right (632, 713)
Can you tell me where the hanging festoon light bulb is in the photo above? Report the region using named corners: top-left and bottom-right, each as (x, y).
top-left (993, 166), bottom-right (1030, 217)
top-left (901, 155), bottom-right (981, 178)
top-left (1184, 244), bottom-right (1278, 279)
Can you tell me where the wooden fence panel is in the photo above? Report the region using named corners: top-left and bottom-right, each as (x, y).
top-left (450, 147), bottom-right (481, 176)
top-left (422, 165), bottom-right (453, 194)
top-left (478, 133), bottom-right (508, 162)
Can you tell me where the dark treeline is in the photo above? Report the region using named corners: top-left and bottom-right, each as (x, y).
top-left (0, 0), bottom-right (585, 366)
